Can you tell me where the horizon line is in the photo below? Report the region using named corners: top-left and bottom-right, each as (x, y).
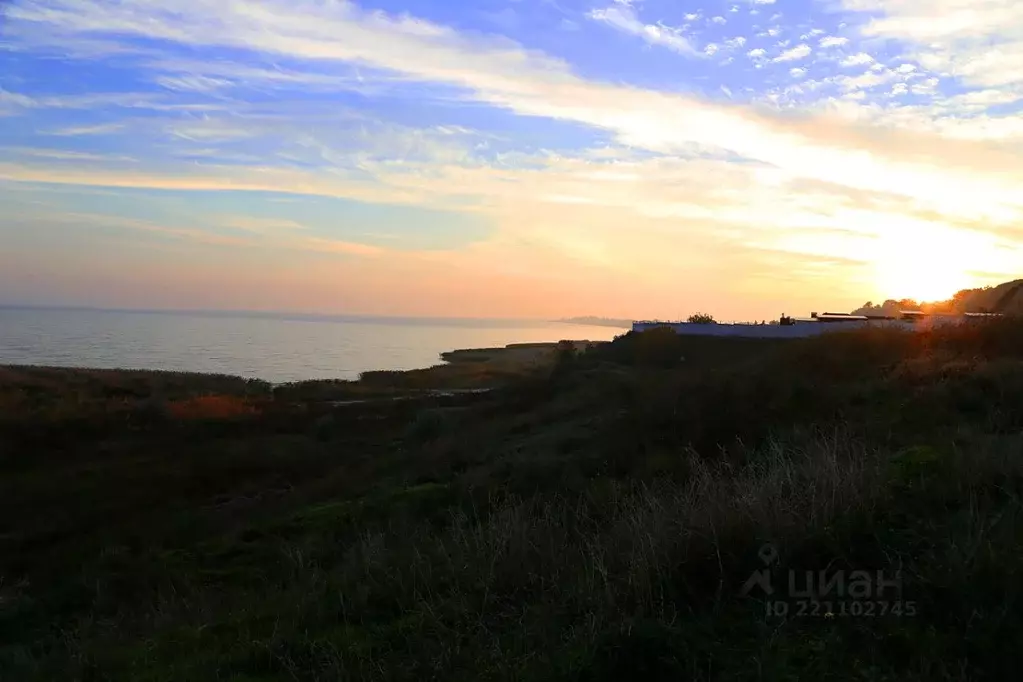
top-left (0, 303), bottom-right (633, 325)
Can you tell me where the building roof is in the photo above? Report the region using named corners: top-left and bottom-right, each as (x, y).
top-left (817, 314), bottom-right (869, 321)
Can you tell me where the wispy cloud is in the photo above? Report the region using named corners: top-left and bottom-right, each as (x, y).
top-left (819, 36), bottom-right (849, 48)
top-left (0, 88), bottom-right (37, 112)
top-left (18, 209), bottom-right (385, 257)
top-left (154, 75), bottom-right (234, 93)
top-left (301, 237), bottom-right (384, 257)
top-left (774, 44), bottom-right (812, 62)
top-left (24, 211), bottom-right (257, 248)
top-left (840, 52), bottom-right (875, 67)
top-left (166, 121), bottom-right (258, 143)
top-left (588, 4), bottom-right (698, 55)
top-left (842, 0), bottom-right (1023, 88)
top-left (2, 147), bottom-right (136, 162)
top-left (42, 123), bottom-right (126, 136)
top-left (219, 216), bottom-right (308, 234)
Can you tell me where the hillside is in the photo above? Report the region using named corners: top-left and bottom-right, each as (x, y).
top-left (854, 278), bottom-right (1023, 316)
top-left (4, 322), bottom-right (1023, 680)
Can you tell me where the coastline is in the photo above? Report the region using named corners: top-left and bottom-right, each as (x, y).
top-left (0, 339), bottom-right (607, 408)
top-left (1, 306), bottom-right (625, 384)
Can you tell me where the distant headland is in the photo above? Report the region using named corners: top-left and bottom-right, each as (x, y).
top-left (556, 316), bottom-right (634, 328)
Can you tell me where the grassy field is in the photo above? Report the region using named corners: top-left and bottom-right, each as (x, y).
top-left (3, 322), bottom-right (1023, 680)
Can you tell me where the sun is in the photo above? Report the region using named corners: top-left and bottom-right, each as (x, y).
top-left (872, 241), bottom-right (976, 304)
top-left (875, 261), bottom-right (970, 303)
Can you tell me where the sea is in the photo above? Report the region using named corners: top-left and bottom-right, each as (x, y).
top-left (0, 307), bottom-right (625, 384)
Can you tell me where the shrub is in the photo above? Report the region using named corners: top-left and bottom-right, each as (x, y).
top-left (164, 395), bottom-right (258, 420)
top-left (583, 329), bottom-right (686, 369)
top-left (405, 407), bottom-right (461, 443)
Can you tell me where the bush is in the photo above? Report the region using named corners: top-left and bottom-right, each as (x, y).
top-left (583, 329), bottom-right (686, 369)
top-left (164, 395), bottom-right (258, 420)
top-left (405, 407), bottom-right (461, 442)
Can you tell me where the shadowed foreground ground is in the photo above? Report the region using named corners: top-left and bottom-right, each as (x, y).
top-left (2, 324), bottom-right (1023, 680)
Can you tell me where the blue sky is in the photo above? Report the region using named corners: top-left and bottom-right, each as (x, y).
top-left (1, 0), bottom-right (1022, 319)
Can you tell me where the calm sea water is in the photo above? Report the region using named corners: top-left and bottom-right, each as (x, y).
top-left (0, 307), bottom-right (624, 383)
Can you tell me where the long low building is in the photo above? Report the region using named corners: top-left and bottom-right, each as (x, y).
top-left (632, 311), bottom-right (1001, 339)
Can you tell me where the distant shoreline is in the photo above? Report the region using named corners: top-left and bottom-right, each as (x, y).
top-left (1, 304), bottom-right (630, 329)
top-left (556, 316), bottom-right (633, 329)
top-left (0, 340), bottom-right (606, 389)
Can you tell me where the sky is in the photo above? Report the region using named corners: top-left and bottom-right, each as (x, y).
top-left (1, 0), bottom-right (1022, 321)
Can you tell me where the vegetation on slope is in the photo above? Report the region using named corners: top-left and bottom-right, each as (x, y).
top-left (3, 320), bottom-right (1023, 680)
top-left (853, 277), bottom-right (1023, 316)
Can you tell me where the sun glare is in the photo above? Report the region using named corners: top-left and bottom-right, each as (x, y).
top-left (875, 258), bottom-right (972, 303)
top-left (872, 229), bottom-right (979, 303)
